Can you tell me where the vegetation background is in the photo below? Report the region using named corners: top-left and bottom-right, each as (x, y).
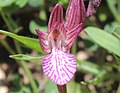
top-left (0, 0), bottom-right (120, 93)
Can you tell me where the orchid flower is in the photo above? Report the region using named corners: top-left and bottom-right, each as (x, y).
top-left (36, 0), bottom-right (101, 85)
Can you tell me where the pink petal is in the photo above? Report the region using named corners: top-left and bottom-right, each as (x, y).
top-left (65, 0), bottom-right (86, 30)
top-left (42, 49), bottom-right (77, 85)
top-left (48, 4), bottom-right (63, 33)
top-left (36, 29), bottom-right (51, 54)
top-left (65, 24), bottom-right (83, 52)
top-left (87, 0), bottom-right (101, 17)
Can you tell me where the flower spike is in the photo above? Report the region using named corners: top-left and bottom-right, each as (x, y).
top-left (87, 0), bottom-right (101, 17)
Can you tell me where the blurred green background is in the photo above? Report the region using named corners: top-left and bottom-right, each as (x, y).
top-left (0, 0), bottom-right (120, 93)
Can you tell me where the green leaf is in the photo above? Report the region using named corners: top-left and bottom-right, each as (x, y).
top-left (77, 59), bottom-right (104, 75)
top-left (15, 0), bottom-right (28, 8)
top-left (59, 0), bottom-right (68, 5)
top-left (85, 27), bottom-right (120, 57)
top-left (29, 20), bottom-right (47, 35)
top-left (114, 54), bottom-right (120, 65)
top-left (112, 26), bottom-right (120, 39)
top-left (117, 84), bottom-right (120, 93)
top-left (67, 80), bottom-right (91, 93)
top-left (28, 0), bottom-right (44, 7)
top-left (0, 0), bottom-right (16, 7)
top-left (104, 22), bottom-right (120, 33)
top-left (44, 80), bottom-right (58, 93)
top-left (106, 0), bottom-right (120, 22)
top-left (9, 54), bottom-right (43, 61)
top-left (82, 70), bottom-right (120, 85)
top-left (0, 30), bottom-right (44, 54)
top-left (81, 70), bottom-right (108, 85)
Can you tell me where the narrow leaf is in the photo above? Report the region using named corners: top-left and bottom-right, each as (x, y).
top-left (77, 59), bottom-right (104, 75)
top-left (9, 54), bottom-right (43, 61)
top-left (81, 70), bottom-right (108, 85)
top-left (0, 30), bottom-right (44, 54)
top-left (85, 27), bottom-right (120, 57)
top-left (112, 26), bottom-right (120, 39)
top-left (114, 54), bottom-right (120, 65)
top-left (106, 0), bottom-right (120, 22)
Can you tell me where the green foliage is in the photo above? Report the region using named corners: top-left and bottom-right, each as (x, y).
top-left (0, 30), bottom-right (44, 54)
top-left (112, 26), bottom-right (120, 39)
top-left (29, 20), bottom-right (47, 35)
top-left (114, 55), bottom-right (120, 65)
top-left (77, 60), bottom-right (104, 75)
top-left (106, 0), bottom-right (120, 22)
top-left (1, 0), bottom-right (120, 93)
top-left (0, 0), bottom-right (28, 8)
top-left (28, 0), bottom-right (44, 7)
top-left (9, 54), bottom-right (43, 61)
top-left (59, 0), bottom-right (68, 5)
top-left (85, 27), bottom-right (120, 57)
top-left (44, 80), bottom-right (58, 93)
top-left (15, 0), bottom-right (28, 8)
top-left (0, 0), bottom-right (16, 7)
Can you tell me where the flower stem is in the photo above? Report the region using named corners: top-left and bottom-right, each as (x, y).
top-left (71, 41), bottom-right (77, 55)
top-left (0, 8), bottom-right (14, 32)
top-left (57, 85), bottom-right (67, 93)
top-left (0, 39), bottom-right (15, 54)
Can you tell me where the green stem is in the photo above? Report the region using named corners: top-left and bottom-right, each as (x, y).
top-left (13, 40), bottom-right (22, 53)
top-left (71, 41), bottom-right (77, 55)
top-left (0, 8), bottom-right (14, 32)
top-left (14, 40), bottom-right (40, 93)
top-left (0, 8), bottom-right (39, 93)
top-left (106, 0), bottom-right (120, 23)
top-left (116, 0), bottom-right (120, 14)
top-left (0, 39), bottom-right (15, 54)
top-left (117, 84), bottom-right (120, 93)
top-left (20, 61), bottom-right (39, 93)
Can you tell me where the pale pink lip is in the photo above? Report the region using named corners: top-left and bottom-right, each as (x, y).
top-left (42, 49), bottom-right (77, 85)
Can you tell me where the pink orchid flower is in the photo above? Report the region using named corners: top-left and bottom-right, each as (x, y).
top-left (36, 0), bottom-right (101, 85)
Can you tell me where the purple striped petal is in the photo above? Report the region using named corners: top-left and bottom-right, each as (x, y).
top-left (42, 49), bottom-right (77, 85)
top-left (48, 4), bottom-right (63, 33)
top-left (65, 24), bottom-right (83, 52)
top-left (65, 0), bottom-right (86, 30)
top-left (36, 29), bottom-right (51, 53)
top-left (87, 0), bottom-right (101, 17)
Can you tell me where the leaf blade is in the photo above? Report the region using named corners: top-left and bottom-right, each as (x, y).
top-left (85, 27), bottom-right (120, 57)
top-left (0, 30), bottom-right (44, 54)
top-left (9, 54), bottom-right (43, 61)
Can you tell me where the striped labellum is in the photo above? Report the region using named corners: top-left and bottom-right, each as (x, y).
top-left (42, 49), bottom-right (76, 85)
